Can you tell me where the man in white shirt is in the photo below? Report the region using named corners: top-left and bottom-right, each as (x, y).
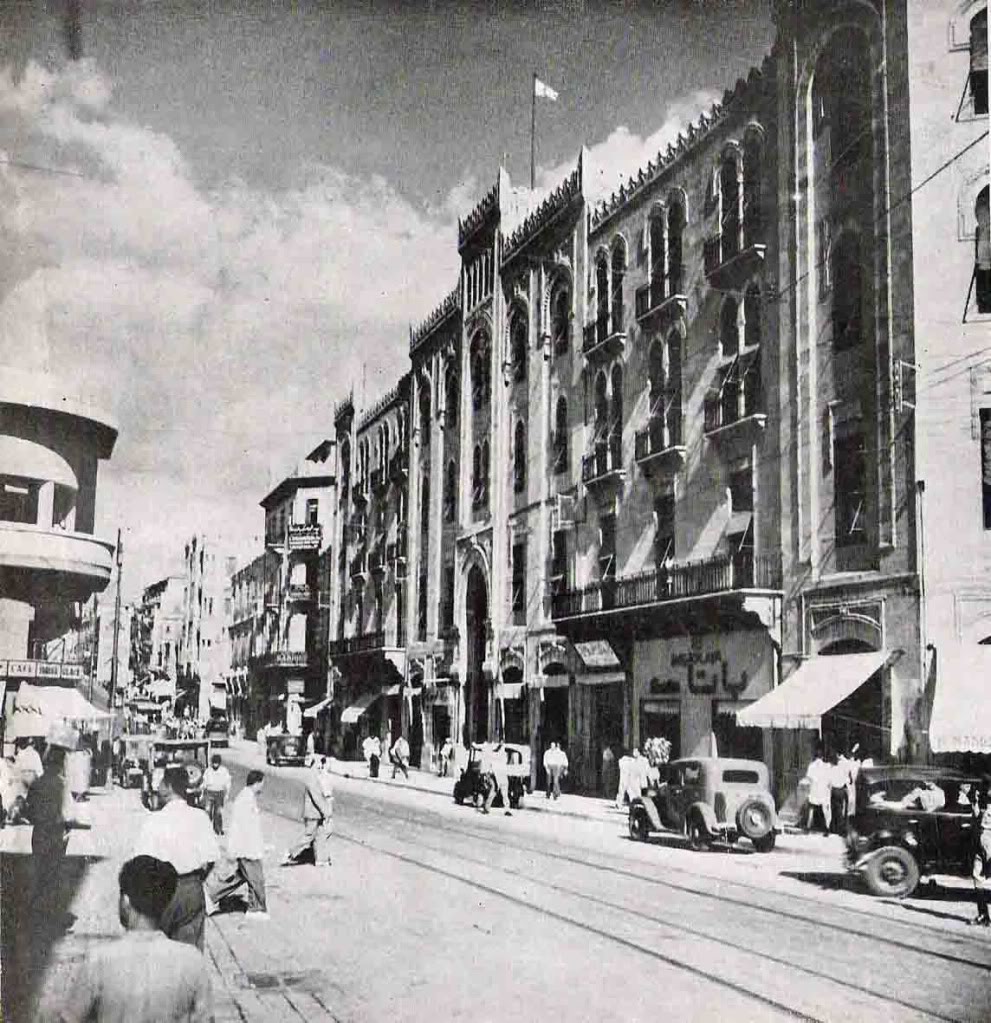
top-left (15, 738), bottom-right (43, 792)
top-left (132, 766), bottom-right (219, 949)
top-left (205, 770), bottom-right (268, 919)
top-left (542, 741), bottom-right (568, 800)
top-left (200, 754), bottom-right (232, 836)
top-left (803, 748), bottom-right (832, 835)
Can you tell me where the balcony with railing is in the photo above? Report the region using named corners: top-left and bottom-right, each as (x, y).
top-left (371, 466), bottom-right (388, 496)
top-left (704, 352), bottom-right (765, 453)
top-left (389, 449), bottom-right (408, 484)
top-left (581, 437), bottom-right (625, 492)
top-left (287, 523), bottom-right (322, 551)
top-left (350, 551), bottom-right (368, 581)
top-left (352, 482), bottom-right (368, 508)
top-left (634, 412), bottom-right (686, 477)
top-left (635, 279), bottom-right (686, 325)
top-left (582, 308), bottom-right (626, 361)
top-left (551, 551), bottom-right (782, 622)
top-left (327, 629), bottom-right (386, 658)
top-left (369, 543), bottom-right (387, 576)
top-left (703, 227), bottom-right (765, 292)
top-left (387, 526), bottom-right (408, 568)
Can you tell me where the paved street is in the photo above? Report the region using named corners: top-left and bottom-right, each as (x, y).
top-left (4, 743), bottom-right (989, 1022)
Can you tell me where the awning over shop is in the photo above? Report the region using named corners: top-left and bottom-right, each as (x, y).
top-left (538, 672), bottom-right (570, 689)
top-left (382, 684), bottom-right (401, 697)
top-left (735, 650), bottom-right (887, 730)
top-left (7, 683), bottom-right (112, 739)
top-left (341, 691), bottom-right (380, 724)
top-left (576, 670), bottom-right (625, 686)
top-left (573, 640), bottom-right (620, 669)
top-left (929, 644), bottom-right (991, 753)
top-left (303, 697), bottom-right (332, 719)
top-left (500, 682), bottom-right (525, 699)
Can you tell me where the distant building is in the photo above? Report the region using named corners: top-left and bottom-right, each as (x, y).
top-left (131, 575), bottom-right (184, 686)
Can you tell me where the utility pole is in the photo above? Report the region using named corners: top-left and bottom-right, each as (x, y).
top-left (88, 594), bottom-right (98, 703)
top-left (109, 529), bottom-right (123, 725)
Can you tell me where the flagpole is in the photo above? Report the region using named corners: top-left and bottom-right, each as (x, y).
top-left (530, 72), bottom-right (536, 190)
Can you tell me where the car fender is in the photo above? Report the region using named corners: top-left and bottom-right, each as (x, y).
top-left (634, 796), bottom-right (663, 832)
top-left (689, 800), bottom-right (720, 836)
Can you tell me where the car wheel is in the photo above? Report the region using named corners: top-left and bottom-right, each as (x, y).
top-left (753, 832), bottom-right (776, 853)
top-left (864, 845), bottom-right (920, 898)
top-left (629, 807), bottom-right (650, 842)
top-left (687, 816), bottom-right (712, 852)
top-left (737, 799), bottom-right (774, 843)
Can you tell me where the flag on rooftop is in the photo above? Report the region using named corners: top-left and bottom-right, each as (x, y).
top-left (534, 77), bottom-right (559, 101)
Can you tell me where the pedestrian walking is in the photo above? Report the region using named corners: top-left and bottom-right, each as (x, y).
top-left (200, 753), bottom-right (232, 836)
top-left (615, 748), bottom-right (646, 808)
top-left (56, 855), bottom-right (213, 1023)
top-left (305, 730), bottom-right (316, 767)
top-left (281, 757), bottom-right (333, 867)
top-left (390, 734), bottom-right (410, 779)
top-left (439, 736), bottom-right (454, 778)
top-left (829, 750), bottom-right (851, 835)
top-left (131, 766), bottom-right (219, 951)
top-left (362, 734), bottom-right (381, 778)
top-left (27, 728), bottom-right (84, 934)
top-left (205, 770), bottom-right (269, 920)
top-left (971, 785), bottom-right (991, 926)
top-left (803, 746), bottom-right (832, 835)
top-left (543, 741), bottom-right (568, 800)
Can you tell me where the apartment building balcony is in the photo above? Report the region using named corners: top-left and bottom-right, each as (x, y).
top-left (352, 483), bottom-right (368, 509)
top-left (582, 310), bottom-right (626, 361)
top-left (634, 280), bottom-right (686, 326)
top-left (252, 650), bottom-right (309, 670)
top-left (285, 583), bottom-right (315, 604)
top-left (327, 629), bottom-right (385, 657)
top-left (287, 523), bottom-right (322, 551)
top-left (704, 350), bottom-right (766, 458)
top-left (0, 523), bottom-right (116, 603)
top-left (703, 232), bottom-right (766, 292)
top-left (581, 439), bottom-right (625, 493)
top-left (387, 527), bottom-right (408, 572)
top-left (369, 543), bottom-right (387, 576)
top-left (389, 449), bottom-right (408, 484)
top-left (634, 416), bottom-right (686, 479)
top-left (350, 551), bottom-right (368, 582)
top-left (370, 467), bottom-right (388, 496)
top-left (551, 552), bottom-right (782, 633)
top-left (328, 628), bottom-right (407, 679)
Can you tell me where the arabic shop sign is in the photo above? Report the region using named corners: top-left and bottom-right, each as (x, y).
top-left (637, 633), bottom-right (773, 700)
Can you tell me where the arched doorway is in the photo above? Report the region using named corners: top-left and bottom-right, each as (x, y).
top-left (465, 566), bottom-right (489, 744)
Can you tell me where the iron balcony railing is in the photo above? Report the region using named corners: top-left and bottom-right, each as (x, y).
top-left (389, 449), bottom-right (408, 482)
top-left (581, 438), bottom-right (623, 485)
top-left (327, 629), bottom-right (386, 657)
top-left (370, 467), bottom-right (386, 494)
top-left (582, 307), bottom-right (626, 355)
top-left (350, 551), bottom-right (368, 579)
top-left (635, 279), bottom-right (666, 320)
top-left (551, 551), bottom-right (782, 620)
top-left (634, 412), bottom-right (683, 462)
top-left (704, 357), bottom-right (763, 434)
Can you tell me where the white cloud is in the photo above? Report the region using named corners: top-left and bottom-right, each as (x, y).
top-left (0, 59), bottom-right (461, 593)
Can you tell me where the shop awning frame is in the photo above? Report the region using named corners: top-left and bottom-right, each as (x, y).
top-left (340, 691), bottom-right (381, 724)
top-left (735, 650), bottom-right (888, 730)
top-left (303, 697), bottom-right (332, 719)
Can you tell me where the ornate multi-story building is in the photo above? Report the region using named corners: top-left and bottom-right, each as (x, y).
top-left (131, 575), bottom-right (184, 685)
top-left (255, 0), bottom-right (991, 801)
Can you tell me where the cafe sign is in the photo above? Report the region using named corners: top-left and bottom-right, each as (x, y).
top-left (635, 633), bottom-right (773, 701)
top-left (0, 660), bottom-right (87, 680)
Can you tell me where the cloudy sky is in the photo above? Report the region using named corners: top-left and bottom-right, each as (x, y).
top-left (0, 0), bottom-right (773, 597)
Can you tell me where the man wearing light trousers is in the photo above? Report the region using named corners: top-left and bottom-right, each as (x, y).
top-left (281, 759), bottom-right (332, 866)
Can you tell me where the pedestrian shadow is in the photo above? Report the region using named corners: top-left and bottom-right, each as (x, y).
top-left (1, 850), bottom-right (105, 1022)
top-left (883, 901), bottom-right (975, 925)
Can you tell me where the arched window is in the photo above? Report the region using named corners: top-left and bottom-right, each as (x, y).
top-left (551, 285), bottom-right (571, 354)
top-left (720, 152), bottom-right (740, 259)
top-left (340, 439), bottom-right (351, 504)
top-left (744, 284), bottom-right (762, 348)
top-left (445, 363), bottom-right (459, 426)
top-left (472, 445), bottom-right (482, 509)
top-left (831, 231), bottom-right (863, 350)
top-left (666, 332), bottom-right (683, 447)
top-left (743, 132), bottom-right (763, 247)
top-left (610, 242), bottom-right (626, 333)
top-left (721, 297), bottom-right (740, 357)
top-left (667, 200), bottom-right (685, 295)
top-left (513, 420), bottom-right (526, 493)
top-left (647, 341), bottom-right (666, 450)
top-left (593, 371), bottom-right (609, 434)
top-left (471, 332), bottom-right (490, 410)
top-left (649, 210), bottom-right (666, 298)
top-left (977, 186), bottom-right (991, 314)
top-left (444, 459), bottom-right (456, 522)
top-left (971, 8), bottom-right (988, 116)
top-left (595, 253), bottom-right (609, 327)
top-left (419, 390), bottom-right (431, 448)
top-left (510, 309), bottom-right (527, 382)
top-left (814, 28), bottom-right (872, 171)
top-left (553, 396), bottom-right (569, 474)
top-left (610, 364), bottom-right (623, 467)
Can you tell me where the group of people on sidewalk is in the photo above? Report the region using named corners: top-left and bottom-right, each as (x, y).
top-left (361, 732), bottom-right (410, 779)
top-left (801, 745), bottom-right (871, 835)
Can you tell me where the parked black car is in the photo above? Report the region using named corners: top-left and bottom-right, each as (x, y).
top-left (453, 743), bottom-right (531, 810)
top-left (629, 757), bottom-right (779, 852)
top-left (845, 765), bottom-right (982, 898)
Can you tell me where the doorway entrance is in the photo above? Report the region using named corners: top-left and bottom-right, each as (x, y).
top-left (465, 566), bottom-right (489, 744)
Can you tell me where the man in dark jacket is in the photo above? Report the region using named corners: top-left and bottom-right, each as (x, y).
top-left (281, 760), bottom-right (333, 866)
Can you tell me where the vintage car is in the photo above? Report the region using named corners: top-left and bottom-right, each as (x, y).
top-left (845, 765), bottom-right (982, 898)
top-left (205, 715), bottom-right (230, 748)
top-left (266, 731), bottom-right (307, 767)
top-left (116, 734), bottom-right (155, 789)
top-left (142, 738), bottom-right (211, 811)
top-left (628, 757), bottom-right (779, 852)
top-left (453, 742), bottom-right (532, 810)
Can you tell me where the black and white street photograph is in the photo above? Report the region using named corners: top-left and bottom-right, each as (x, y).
top-left (0, 0), bottom-right (989, 1019)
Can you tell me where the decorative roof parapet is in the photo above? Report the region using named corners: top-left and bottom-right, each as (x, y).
top-left (502, 160), bottom-right (583, 265)
top-left (333, 391), bottom-right (354, 427)
top-left (357, 373), bottom-right (411, 432)
top-left (457, 182), bottom-right (499, 251)
top-left (589, 58), bottom-right (773, 232)
top-left (410, 286), bottom-right (461, 354)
